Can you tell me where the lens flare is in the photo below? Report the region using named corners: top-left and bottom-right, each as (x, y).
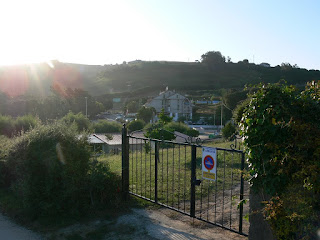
top-left (56, 142), bottom-right (66, 165)
top-left (52, 65), bottom-right (83, 97)
top-left (0, 67), bottom-right (29, 97)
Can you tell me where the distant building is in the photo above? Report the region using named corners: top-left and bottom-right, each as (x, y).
top-left (260, 62), bottom-right (271, 67)
top-left (87, 130), bottom-right (195, 153)
top-left (195, 100), bottom-right (220, 105)
top-left (145, 89), bottom-right (192, 121)
top-left (88, 132), bottom-right (145, 154)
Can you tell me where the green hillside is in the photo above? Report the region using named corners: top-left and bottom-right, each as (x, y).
top-left (0, 57), bottom-right (319, 98)
top-left (90, 61), bottom-right (320, 97)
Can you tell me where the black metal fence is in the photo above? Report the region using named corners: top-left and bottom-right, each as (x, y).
top-left (122, 127), bottom-right (249, 236)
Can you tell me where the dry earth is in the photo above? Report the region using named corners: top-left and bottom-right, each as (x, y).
top-left (0, 204), bottom-right (248, 240)
top-left (48, 207), bottom-right (248, 240)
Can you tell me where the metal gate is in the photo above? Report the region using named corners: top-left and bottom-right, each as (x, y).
top-left (121, 126), bottom-right (249, 236)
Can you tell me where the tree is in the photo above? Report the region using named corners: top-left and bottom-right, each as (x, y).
top-left (222, 122), bottom-right (236, 140)
top-left (144, 109), bottom-right (174, 140)
top-left (126, 101), bottom-right (139, 113)
top-left (200, 51), bottom-right (226, 69)
top-left (158, 108), bottom-right (172, 125)
top-left (60, 112), bottom-right (91, 132)
top-left (127, 119), bottom-right (145, 132)
top-left (137, 106), bottom-right (155, 123)
top-left (93, 120), bottom-right (122, 133)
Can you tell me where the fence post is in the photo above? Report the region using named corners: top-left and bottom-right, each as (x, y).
top-left (190, 145), bottom-right (197, 218)
top-left (239, 152), bottom-right (245, 233)
top-left (154, 141), bottom-right (158, 203)
top-left (122, 124), bottom-right (129, 201)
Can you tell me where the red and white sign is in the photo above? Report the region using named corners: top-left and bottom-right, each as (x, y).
top-left (202, 147), bottom-right (217, 181)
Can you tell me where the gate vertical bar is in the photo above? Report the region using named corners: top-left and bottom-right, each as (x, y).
top-left (190, 145), bottom-right (197, 218)
top-left (154, 141), bottom-right (158, 203)
top-left (121, 124), bottom-right (129, 201)
top-left (239, 152), bottom-right (245, 233)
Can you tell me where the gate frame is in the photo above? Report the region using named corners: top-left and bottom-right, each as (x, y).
top-left (121, 125), bottom-right (247, 236)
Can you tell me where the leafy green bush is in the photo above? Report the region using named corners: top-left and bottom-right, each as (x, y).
top-left (88, 160), bottom-right (121, 207)
top-left (1, 121), bottom-right (122, 220)
top-left (185, 128), bottom-right (199, 137)
top-left (5, 122), bottom-right (91, 218)
top-left (0, 123), bottom-right (122, 224)
top-left (222, 122), bottom-right (236, 140)
top-left (93, 120), bottom-right (122, 133)
top-left (0, 135), bottom-right (11, 187)
top-left (240, 82), bottom-right (320, 239)
top-left (14, 114), bottom-right (40, 133)
top-left (0, 114), bottom-right (40, 137)
top-left (60, 112), bottom-right (91, 132)
top-left (0, 115), bottom-right (14, 137)
top-left (164, 122), bottom-right (189, 133)
top-left (137, 106), bottom-right (155, 123)
top-left (145, 117), bottom-right (199, 140)
top-left (165, 122), bottom-right (199, 137)
top-left (127, 119), bottom-right (145, 132)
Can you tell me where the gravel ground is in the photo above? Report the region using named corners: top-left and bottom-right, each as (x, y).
top-left (0, 207), bottom-right (248, 239)
top-left (50, 208), bottom-right (248, 240)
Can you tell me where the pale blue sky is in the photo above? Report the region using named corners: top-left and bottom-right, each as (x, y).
top-left (0, 0), bottom-right (319, 70)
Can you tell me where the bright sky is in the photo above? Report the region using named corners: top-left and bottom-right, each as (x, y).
top-left (0, 0), bottom-right (319, 70)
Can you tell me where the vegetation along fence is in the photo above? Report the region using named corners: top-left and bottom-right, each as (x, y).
top-left (121, 126), bottom-right (249, 236)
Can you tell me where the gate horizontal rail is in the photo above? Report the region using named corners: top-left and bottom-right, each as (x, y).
top-left (122, 127), bottom-right (249, 236)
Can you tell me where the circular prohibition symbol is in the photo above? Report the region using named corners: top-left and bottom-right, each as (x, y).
top-left (203, 155), bottom-right (215, 171)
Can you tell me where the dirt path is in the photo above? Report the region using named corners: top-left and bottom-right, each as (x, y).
top-left (50, 207), bottom-right (247, 240)
top-left (117, 208), bottom-right (248, 240)
top-left (0, 207), bottom-right (248, 239)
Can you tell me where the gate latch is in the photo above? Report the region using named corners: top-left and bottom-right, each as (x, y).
top-left (193, 179), bottom-right (202, 186)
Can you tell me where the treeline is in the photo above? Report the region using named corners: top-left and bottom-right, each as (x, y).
top-left (96, 52), bottom-right (320, 94)
top-left (1, 52), bottom-right (319, 99)
top-left (0, 88), bottom-right (113, 121)
top-left (0, 112), bottom-right (123, 138)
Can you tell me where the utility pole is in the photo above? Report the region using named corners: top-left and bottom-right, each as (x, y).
top-left (220, 100), bottom-right (223, 132)
top-left (85, 97), bottom-right (88, 118)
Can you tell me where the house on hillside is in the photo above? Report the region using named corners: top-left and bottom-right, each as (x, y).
top-left (145, 89), bottom-right (192, 121)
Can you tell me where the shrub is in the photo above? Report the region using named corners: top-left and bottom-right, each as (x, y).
top-left (127, 119), bottom-right (145, 132)
top-left (165, 122), bottom-right (199, 137)
top-left (88, 160), bottom-right (121, 207)
top-left (5, 122), bottom-right (92, 218)
top-left (185, 128), bottom-right (200, 137)
top-left (93, 120), bottom-right (122, 133)
top-left (164, 122), bottom-right (189, 133)
top-left (137, 106), bottom-right (155, 123)
top-left (14, 114), bottom-right (40, 133)
top-left (0, 114), bottom-right (40, 137)
top-left (0, 115), bottom-right (14, 137)
top-left (240, 82), bottom-right (320, 239)
top-left (222, 122), bottom-right (236, 140)
top-left (60, 111), bottom-right (91, 132)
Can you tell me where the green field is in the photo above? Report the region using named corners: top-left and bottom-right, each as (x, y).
top-left (98, 140), bottom-right (245, 209)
